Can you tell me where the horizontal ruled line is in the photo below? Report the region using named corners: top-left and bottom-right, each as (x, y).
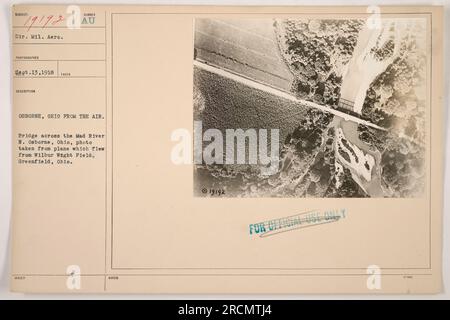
top-left (12, 26), bottom-right (106, 29)
top-left (13, 42), bottom-right (105, 45)
top-left (14, 76), bottom-right (105, 79)
top-left (14, 59), bottom-right (106, 62)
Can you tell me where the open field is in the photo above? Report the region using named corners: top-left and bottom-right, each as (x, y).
top-left (195, 18), bottom-right (294, 91)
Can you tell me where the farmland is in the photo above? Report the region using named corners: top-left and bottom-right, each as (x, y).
top-left (195, 18), bottom-right (294, 91)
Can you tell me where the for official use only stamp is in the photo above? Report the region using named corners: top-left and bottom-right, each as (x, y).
top-left (249, 208), bottom-right (347, 238)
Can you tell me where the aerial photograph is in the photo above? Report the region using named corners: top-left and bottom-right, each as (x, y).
top-left (193, 17), bottom-right (428, 198)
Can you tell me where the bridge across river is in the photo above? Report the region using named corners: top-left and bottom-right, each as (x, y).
top-left (194, 18), bottom-right (386, 132)
top-left (194, 59), bottom-right (387, 132)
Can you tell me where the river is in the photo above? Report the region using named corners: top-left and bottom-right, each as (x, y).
top-left (338, 118), bottom-right (385, 197)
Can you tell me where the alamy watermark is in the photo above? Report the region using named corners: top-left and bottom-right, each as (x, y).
top-left (171, 121), bottom-right (280, 175)
top-left (366, 265), bottom-right (382, 290)
top-left (66, 265), bottom-right (81, 290)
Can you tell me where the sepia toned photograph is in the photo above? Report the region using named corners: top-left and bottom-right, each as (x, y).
top-left (193, 17), bottom-right (429, 198)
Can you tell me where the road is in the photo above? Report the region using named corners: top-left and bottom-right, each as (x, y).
top-left (194, 59), bottom-right (387, 132)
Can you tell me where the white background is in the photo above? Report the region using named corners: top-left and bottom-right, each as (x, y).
top-left (1, 0), bottom-right (449, 299)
